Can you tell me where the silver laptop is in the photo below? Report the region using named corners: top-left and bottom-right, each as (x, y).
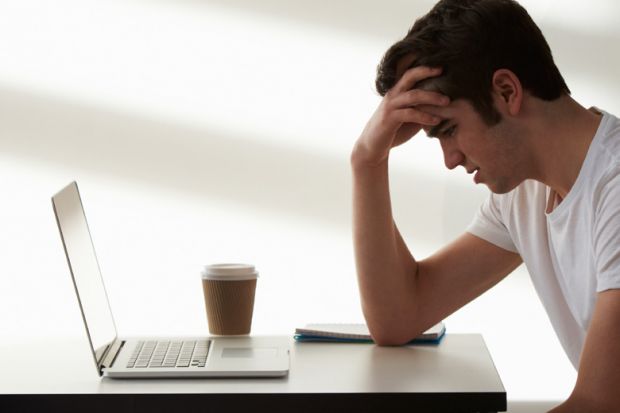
top-left (52, 181), bottom-right (289, 378)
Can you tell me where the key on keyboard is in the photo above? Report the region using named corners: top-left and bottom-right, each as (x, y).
top-left (126, 340), bottom-right (210, 368)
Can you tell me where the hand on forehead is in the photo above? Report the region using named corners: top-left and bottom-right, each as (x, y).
top-left (399, 66), bottom-right (454, 118)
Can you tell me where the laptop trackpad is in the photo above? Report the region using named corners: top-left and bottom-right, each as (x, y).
top-left (221, 347), bottom-right (278, 358)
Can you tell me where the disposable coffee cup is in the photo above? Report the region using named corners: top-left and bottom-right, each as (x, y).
top-left (201, 263), bottom-right (258, 335)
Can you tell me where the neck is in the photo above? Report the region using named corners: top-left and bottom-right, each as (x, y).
top-left (524, 96), bottom-right (602, 199)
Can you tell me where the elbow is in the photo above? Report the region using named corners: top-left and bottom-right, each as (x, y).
top-left (372, 336), bottom-right (409, 347)
top-left (363, 308), bottom-right (419, 346)
top-left (368, 326), bottom-right (415, 347)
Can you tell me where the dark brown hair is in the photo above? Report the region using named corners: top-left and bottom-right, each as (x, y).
top-left (376, 0), bottom-right (570, 125)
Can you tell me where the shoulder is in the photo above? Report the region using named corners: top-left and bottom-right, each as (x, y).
top-left (579, 110), bottom-right (620, 214)
top-left (591, 110), bottom-right (620, 165)
top-left (592, 165), bottom-right (620, 217)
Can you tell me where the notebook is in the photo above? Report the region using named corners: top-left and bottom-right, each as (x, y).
top-left (52, 181), bottom-right (289, 378)
top-left (294, 322), bottom-right (446, 344)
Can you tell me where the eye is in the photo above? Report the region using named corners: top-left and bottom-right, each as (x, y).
top-left (440, 125), bottom-right (456, 139)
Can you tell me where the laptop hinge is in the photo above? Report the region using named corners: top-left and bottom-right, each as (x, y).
top-left (100, 339), bottom-right (125, 373)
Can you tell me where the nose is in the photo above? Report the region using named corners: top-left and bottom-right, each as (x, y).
top-left (439, 139), bottom-right (464, 170)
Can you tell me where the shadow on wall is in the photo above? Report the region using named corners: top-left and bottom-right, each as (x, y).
top-left (546, 24), bottom-right (620, 96)
top-left (172, 0), bottom-right (438, 40)
top-left (179, 0), bottom-right (620, 95)
top-left (2, 1), bottom-right (619, 246)
top-left (0, 85), bottom-right (452, 241)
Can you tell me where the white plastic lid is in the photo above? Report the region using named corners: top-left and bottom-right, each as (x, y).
top-left (201, 263), bottom-right (259, 281)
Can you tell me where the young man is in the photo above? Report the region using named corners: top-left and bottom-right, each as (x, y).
top-left (351, 0), bottom-right (620, 412)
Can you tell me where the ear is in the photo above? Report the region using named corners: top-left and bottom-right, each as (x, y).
top-left (491, 69), bottom-right (522, 116)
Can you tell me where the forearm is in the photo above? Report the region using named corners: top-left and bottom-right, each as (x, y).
top-left (351, 155), bottom-right (418, 344)
top-left (549, 290), bottom-right (620, 413)
top-left (349, 65), bottom-right (449, 344)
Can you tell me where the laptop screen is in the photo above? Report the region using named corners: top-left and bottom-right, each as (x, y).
top-left (52, 181), bottom-right (117, 374)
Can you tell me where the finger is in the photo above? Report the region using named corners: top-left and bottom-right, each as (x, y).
top-left (392, 107), bottom-right (441, 126)
top-left (415, 103), bottom-right (448, 117)
top-left (390, 89), bottom-right (450, 110)
top-left (392, 66), bottom-right (442, 94)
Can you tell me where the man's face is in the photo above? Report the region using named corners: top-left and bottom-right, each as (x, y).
top-left (422, 98), bottom-right (527, 194)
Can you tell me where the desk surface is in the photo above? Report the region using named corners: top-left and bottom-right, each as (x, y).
top-left (1, 334), bottom-right (506, 412)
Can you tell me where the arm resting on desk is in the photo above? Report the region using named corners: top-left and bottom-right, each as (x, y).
top-left (548, 289), bottom-right (620, 413)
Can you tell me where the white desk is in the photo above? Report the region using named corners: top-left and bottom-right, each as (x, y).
top-left (0, 334), bottom-right (506, 412)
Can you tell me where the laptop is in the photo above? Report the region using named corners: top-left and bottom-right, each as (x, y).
top-left (52, 181), bottom-right (289, 378)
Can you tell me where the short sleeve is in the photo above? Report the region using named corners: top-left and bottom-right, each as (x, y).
top-left (593, 171), bottom-right (620, 292)
top-left (466, 193), bottom-right (519, 254)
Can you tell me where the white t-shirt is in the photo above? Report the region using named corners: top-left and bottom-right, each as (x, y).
top-left (467, 109), bottom-right (620, 369)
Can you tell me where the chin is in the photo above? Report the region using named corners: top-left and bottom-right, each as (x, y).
top-left (486, 179), bottom-right (519, 195)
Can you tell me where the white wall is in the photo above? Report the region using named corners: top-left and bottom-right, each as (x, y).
top-left (1, 0), bottom-right (619, 401)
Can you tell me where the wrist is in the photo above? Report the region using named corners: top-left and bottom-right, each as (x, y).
top-left (350, 143), bottom-right (389, 171)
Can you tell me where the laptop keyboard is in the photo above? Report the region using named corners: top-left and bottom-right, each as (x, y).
top-left (126, 340), bottom-right (210, 368)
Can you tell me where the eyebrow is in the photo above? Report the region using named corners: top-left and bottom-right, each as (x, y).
top-left (426, 118), bottom-right (451, 138)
